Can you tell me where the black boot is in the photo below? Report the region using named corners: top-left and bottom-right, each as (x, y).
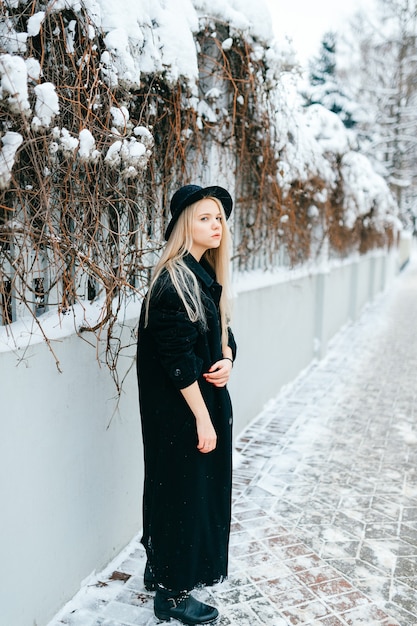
top-left (144, 560), bottom-right (156, 591)
top-left (154, 586), bottom-right (219, 625)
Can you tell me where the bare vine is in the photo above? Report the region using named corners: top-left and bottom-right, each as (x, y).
top-left (0, 2), bottom-right (394, 392)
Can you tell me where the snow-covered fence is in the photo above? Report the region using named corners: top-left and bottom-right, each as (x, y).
top-left (0, 246), bottom-right (399, 626)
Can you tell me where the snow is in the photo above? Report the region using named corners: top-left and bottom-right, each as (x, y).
top-left (0, 19), bottom-right (27, 54)
top-left (110, 106), bottom-right (129, 129)
top-left (78, 128), bottom-right (100, 161)
top-left (104, 136), bottom-right (150, 172)
top-left (64, 20), bottom-right (78, 54)
top-left (25, 57), bottom-right (41, 82)
top-left (32, 82), bottom-right (60, 129)
top-left (96, 0), bottom-right (200, 86)
top-left (27, 12), bottom-right (46, 37)
top-left (0, 0), bottom-right (402, 344)
top-left (341, 152), bottom-right (393, 228)
top-left (0, 131), bottom-right (23, 189)
top-left (0, 0), bottom-right (398, 225)
top-left (222, 37), bottom-right (233, 50)
top-left (33, 0), bottom-right (278, 89)
top-left (194, 0), bottom-right (273, 41)
top-left (42, 249), bottom-right (417, 625)
top-left (0, 296), bottom-right (142, 354)
top-left (0, 54), bottom-right (30, 115)
top-left (133, 126), bottom-right (153, 145)
top-left (304, 104), bottom-right (353, 156)
top-left (59, 128), bottom-right (79, 153)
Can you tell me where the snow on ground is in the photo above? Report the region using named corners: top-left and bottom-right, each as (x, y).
top-left (46, 247), bottom-right (417, 626)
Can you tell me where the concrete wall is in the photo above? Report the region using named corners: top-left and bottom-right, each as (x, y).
top-left (229, 273), bottom-right (318, 428)
top-left (0, 248), bottom-right (399, 626)
top-left (0, 320), bottom-right (142, 626)
top-left (228, 249), bottom-right (398, 431)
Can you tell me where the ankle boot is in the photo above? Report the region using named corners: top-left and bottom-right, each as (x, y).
top-left (154, 586), bottom-right (219, 625)
top-left (144, 560), bottom-right (156, 591)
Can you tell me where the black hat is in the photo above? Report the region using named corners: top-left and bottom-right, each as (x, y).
top-left (164, 184), bottom-right (233, 241)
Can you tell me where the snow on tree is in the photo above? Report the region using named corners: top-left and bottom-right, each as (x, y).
top-left (304, 31), bottom-right (363, 131)
top-left (337, 0), bottom-right (417, 228)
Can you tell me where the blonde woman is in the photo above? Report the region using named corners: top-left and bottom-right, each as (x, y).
top-left (137, 184), bottom-right (236, 625)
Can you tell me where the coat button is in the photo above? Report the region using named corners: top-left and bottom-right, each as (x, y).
top-left (174, 368), bottom-right (181, 376)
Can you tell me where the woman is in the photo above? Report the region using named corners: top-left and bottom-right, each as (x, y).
top-left (136, 184), bottom-right (237, 625)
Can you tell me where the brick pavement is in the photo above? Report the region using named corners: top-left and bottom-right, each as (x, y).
top-left (49, 255), bottom-right (417, 626)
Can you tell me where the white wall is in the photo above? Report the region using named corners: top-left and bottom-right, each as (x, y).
top-left (229, 273), bottom-right (318, 427)
top-left (0, 320), bottom-right (142, 626)
top-left (228, 249), bottom-right (399, 430)
top-left (0, 248), bottom-right (400, 626)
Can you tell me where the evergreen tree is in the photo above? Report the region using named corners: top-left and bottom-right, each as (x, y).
top-left (309, 31), bottom-right (337, 86)
top-left (304, 31), bottom-right (361, 130)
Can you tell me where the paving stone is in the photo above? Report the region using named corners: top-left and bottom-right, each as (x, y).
top-left (48, 260), bottom-right (417, 626)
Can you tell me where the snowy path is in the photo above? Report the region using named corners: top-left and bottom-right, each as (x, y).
top-left (49, 254), bottom-right (417, 626)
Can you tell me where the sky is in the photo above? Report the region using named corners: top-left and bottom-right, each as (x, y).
top-left (264, 0), bottom-right (375, 64)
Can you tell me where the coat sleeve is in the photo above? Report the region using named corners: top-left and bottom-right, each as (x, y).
top-left (147, 283), bottom-right (204, 390)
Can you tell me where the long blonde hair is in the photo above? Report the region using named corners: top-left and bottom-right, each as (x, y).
top-left (145, 197), bottom-right (232, 352)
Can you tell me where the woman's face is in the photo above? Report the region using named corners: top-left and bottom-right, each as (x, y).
top-left (189, 198), bottom-right (223, 260)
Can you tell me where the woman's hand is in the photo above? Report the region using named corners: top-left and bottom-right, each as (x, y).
top-left (203, 358), bottom-right (233, 388)
top-left (195, 415), bottom-right (217, 453)
top-left (179, 381), bottom-right (217, 453)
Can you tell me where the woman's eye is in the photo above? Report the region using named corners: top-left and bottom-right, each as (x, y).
top-left (199, 215), bottom-right (222, 222)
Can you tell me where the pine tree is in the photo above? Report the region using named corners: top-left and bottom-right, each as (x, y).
top-left (304, 31), bottom-right (361, 130)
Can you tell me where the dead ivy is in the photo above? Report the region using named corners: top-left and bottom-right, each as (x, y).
top-left (0, 2), bottom-right (394, 390)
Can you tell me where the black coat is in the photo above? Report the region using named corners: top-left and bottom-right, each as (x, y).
top-left (136, 254), bottom-right (237, 592)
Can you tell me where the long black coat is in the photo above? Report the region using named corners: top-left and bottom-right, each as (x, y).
top-left (136, 253), bottom-right (236, 592)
